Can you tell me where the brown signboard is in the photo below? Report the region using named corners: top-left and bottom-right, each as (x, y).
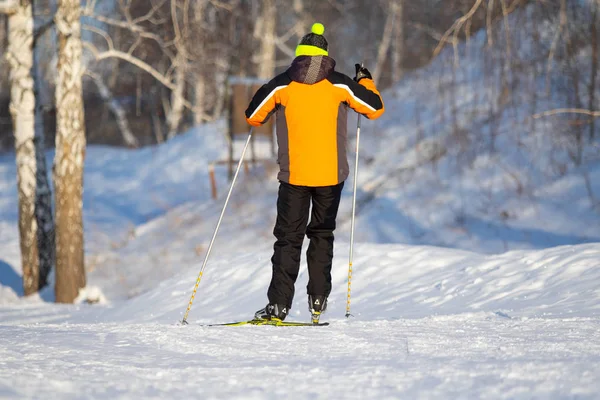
top-left (229, 80), bottom-right (274, 138)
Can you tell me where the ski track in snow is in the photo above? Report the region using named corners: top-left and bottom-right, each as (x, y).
top-left (0, 317), bottom-right (599, 399)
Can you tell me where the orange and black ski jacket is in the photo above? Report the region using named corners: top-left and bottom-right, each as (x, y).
top-left (245, 55), bottom-right (385, 187)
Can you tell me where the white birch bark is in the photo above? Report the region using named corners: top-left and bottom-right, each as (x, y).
top-left (167, 52), bottom-right (186, 139)
top-left (256, 0), bottom-right (276, 79)
top-left (6, 0), bottom-right (39, 295)
top-left (391, 0), bottom-right (404, 83)
top-left (87, 71), bottom-right (138, 147)
top-left (194, 76), bottom-right (205, 125)
top-left (372, 1), bottom-right (396, 85)
top-left (193, 0), bottom-right (206, 125)
top-left (54, 0), bottom-right (87, 303)
top-left (211, 68), bottom-right (227, 121)
top-left (0, 0), bottom-right (18, 14)
top-left (293, 0), bottom-right (309, 37)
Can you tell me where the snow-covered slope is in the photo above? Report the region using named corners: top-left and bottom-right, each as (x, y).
top-left (1, 242), bottom-right (599, 399)
top-left (2, 122), bottom-right (598, 399)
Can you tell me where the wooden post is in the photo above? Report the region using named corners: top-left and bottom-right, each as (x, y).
top-left (209, 163), bottom-right (217, 199)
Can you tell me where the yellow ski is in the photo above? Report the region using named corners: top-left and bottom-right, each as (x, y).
top-left (205, 318), bottom-right (329, 327)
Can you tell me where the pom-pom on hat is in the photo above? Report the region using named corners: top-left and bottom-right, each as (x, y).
top-left (295, 23), bottom-right (329, 57)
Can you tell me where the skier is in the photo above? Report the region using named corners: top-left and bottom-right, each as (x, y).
top-left (245, 22), bottom-right (385, 323)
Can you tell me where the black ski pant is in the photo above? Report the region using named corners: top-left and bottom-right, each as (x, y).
top-left (268, 181), bottom-right (344, 309)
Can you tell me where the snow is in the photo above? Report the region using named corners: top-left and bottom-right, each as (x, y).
top-left (1, 124), bottom-right (599, 398)
top-left (1, 242), bottom-right (600, 398)
top-left (1, 5), bottom-right (600, 398)
top-left (1, 317), bottom-right (599, 399)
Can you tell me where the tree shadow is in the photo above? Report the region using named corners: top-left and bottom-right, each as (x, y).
top-left (0, 260), bottom-right (55, 301)
top-left (0, 259), bottom-right (23, 297)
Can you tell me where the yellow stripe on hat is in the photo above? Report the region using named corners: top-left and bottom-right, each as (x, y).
top-left (295, 44), bottom-right (329, 57)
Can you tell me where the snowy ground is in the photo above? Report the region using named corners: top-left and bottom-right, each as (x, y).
top-left (1, 241), bottom-right (600, 399)
top-left (1, 317), bottom-right (599, 399)
top-left (1, 123), bottom-right (599, 399)
top-left (1, 122), bottom-right (600, 399)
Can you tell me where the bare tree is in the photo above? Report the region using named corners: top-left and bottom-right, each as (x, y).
top-left (589, 2), bottom-right (598, 140)
top-left (372, 0), bottom-right (396, 85)
top-left (166, 0), bottom-right (187, 139)
top-left (255, 0), bottom-right (276, 79)
top-left (391, 0), bottom-right (404, 83)
top-left (54, 0), bottom-right (86, 303)
top-left (2, 0), bottom-right (42, 295)
top-left (433, 0), bottom-right (484, 67)
top-left (0, 0), bottom-right (18, 14)
top-left (192, 0), bottom-right (208, 126)
top-left (86, 70), bottom-right (138, 147)
top-left (32, 0), bottom-right (56, 292)
top-left (293, 0), bottom-right (310, 34)
top-left (82, 0), bottom-right (198, 139)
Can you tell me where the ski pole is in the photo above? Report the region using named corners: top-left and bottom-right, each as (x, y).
top-left (346, 114), bottom-right (361, 318)
top-left (181, 128), bottom-right (254, 325)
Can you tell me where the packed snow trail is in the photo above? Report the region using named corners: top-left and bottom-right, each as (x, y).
top-left (0, 316), bottom-right (599, 399)
top-left (2, 242), bottom-right (599, 398)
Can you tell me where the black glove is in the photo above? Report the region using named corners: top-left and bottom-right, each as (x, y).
top-left (354, 64), bottom-right (372, 82)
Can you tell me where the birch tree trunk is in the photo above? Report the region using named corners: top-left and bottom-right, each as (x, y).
top-left (54, 0), bottom-right (86, 303)
top-left (589, 3), bottom-right (598, 140)
top-left (193, 0), bottom-right (206, 125)
top-left (32, 12), bottom-right (55, 290)
top-left (256, 0), bottom-right (276, 79)
top-left (166, 0), bottom-right (188, 139)
top-left (391, 0), bottom-right (404, 83)
top-left (194, 73), bottom-right (205, 125)
top-left (293, 0), bottom-right (309, 37)
top-left (372, 1), bottom-right (395, 85)
top-left (167, 52), bottom-right (186, 139)
top-left (6, 0), bottom-right (40, 295)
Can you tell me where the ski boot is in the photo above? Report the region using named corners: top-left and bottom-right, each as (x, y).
top-left (308, 295), bottom-right (327, 324)
top-left (254, 303), bottom-right (288, 322)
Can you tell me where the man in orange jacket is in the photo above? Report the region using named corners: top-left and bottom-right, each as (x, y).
top-left (246, 23), bottom-right (384, 323)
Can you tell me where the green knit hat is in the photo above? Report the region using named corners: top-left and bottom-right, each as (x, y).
top-left (295, 23), bottom-right (328, 57)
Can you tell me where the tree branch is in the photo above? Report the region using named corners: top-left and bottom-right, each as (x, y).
top-left (533, 108), bottom-right (600, 119)
top-left (506, 0), bottom-right (525, 15)
top-left (83, 44), bottom-right (195, 111)
top-left (82, 11), bottom-right (175, 59)
top-left (274, 37), bottom-right (296, 58)
top-left (84, 43), bottom-right (172, 89)
top-left (408, 22), bottom-right (458, 45)
top-left (208, 0), bottom-right (234, 12)
top-left (432, 0), bottom-right (484, 61)
top-left (546, 0), bottom-right (567, 92)
top-left (82, 23), bottom-right (114, 52)
top-left (84, 70), bottom-right (139, 148)
top-left (33, 19), bottom-right (55, 48)
top-left (0, 0), bottom-right (18, 15)
top-left (131, 0), bottom-right (168, 25)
